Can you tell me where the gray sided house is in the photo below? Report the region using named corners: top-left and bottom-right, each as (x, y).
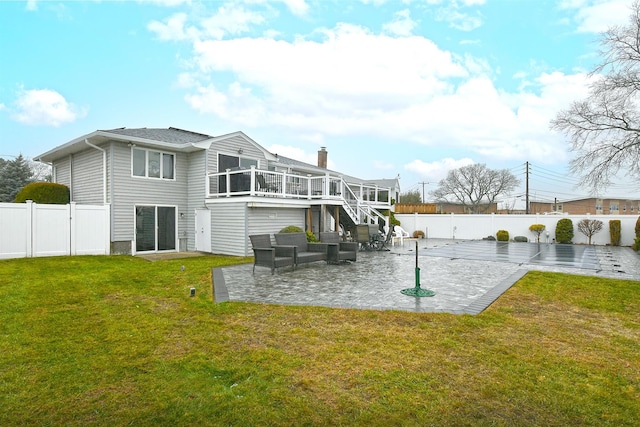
top-left (36, 127), bottom-right (400, 256)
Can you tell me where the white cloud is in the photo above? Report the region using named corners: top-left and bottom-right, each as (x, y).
top-left (11, 88), bottom-right (86, 127)
top-left (430, 1), bottom-right (484, 32)
top-left (176, 21), bottom-right (596, 165)
top-left (200, 5), bottom-right (266, 40)
top-left (138, 0), bottom-right (192, 6)
top-left (561, 0), bottom-right (631, 33)
top-left (382, 9), bottom-right (417, 36)
top-left (148, 13), bottom-right (190, 41)
top-left (275, 0), bottom-right (309, 16)
top-left (405, 157), bottom-right (474, 181)
top-left (439, 9), bottom-right (483, 31)
top-left (26, 0), bottom-right (37, 11)
top-left (148, 5), bottom-right (266, 42)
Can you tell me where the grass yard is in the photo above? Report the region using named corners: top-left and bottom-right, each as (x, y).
top-left (0, 254), bottom-right (638, 426)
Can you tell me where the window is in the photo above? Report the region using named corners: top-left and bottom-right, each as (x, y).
top-left (218, 153), bottom-right (258, 172)
top-left (132, 148), bottom-right (175, 180)
top-left (610, 203), bottom-right (619, 211)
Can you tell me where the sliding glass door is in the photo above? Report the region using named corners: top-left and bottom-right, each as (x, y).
top-left (135, 205), bottom-right (176, 252)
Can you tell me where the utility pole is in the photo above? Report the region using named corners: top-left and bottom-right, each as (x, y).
top-left (418, 181), bottom-right (429, 203)
top-left (525, 161), bottom-right (530, 214)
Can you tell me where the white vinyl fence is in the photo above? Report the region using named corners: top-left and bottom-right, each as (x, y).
top-left (0, 201), bottom-right (110, 259)
top-left (396, 213), bottom-right (638, 246)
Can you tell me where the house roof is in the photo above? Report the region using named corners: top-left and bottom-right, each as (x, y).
top-left (35, 126), bottom-right (400, 191)
top-left (101, 127), bottom-right (213, 144)
top-left (36, 127), bottom-right (218, 163)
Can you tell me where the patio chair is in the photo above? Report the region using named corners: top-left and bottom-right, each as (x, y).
top-left (355, 224), bottom-right (374, 251)
top-left (392, 225), bottom-right (410, 247)
top-left (256, 174), bottom-right (277, 192)
top-left (319, 231), bottom-right (357, 263)
top-left (249, 234), bottom-right (295, 274)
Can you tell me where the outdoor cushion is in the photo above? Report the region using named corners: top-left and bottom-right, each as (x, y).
top-left (273, 232), bottom-right (328, 266)
top-left (319, 232), bottom-right (357, 263)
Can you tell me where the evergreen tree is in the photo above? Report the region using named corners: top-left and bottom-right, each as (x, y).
top-left (0, 155), bottom-right (35, 202)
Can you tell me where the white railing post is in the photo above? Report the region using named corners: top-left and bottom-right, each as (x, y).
top-left (225, 169), bottom-right (231, 197)
top-left (250, 165), bottom-right (256, 196)
top-left (282, 170), bottom-right (288, 197)
top-left (325, 172), bottom-right (330, 196)
top-left (26, 200), bottom-right (33, 258)
top-left (70, 202), bottom-right (76, 256)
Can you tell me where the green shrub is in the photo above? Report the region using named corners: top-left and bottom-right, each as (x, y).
top-left (555, 218), bottom-right (574, 244)
top-left (633, 237), bottom-right (640, 251)
top-left (279, 225), bottom-right (317, 242)
top-left (609, 219), bottom-right (621, 246)
top-left (14, 182), bottom-right (69, 204)
top-left (496, 230), bottom-right (509, 241)
top-left (279, 225), bottom-right (304, 233)
top-left (514, 236), bottom-right (528, 242)
top-left (635, 216), bottom-right (640, 239)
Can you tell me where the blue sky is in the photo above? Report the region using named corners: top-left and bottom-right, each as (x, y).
top-left (1, 0), bottom-right (638, 203)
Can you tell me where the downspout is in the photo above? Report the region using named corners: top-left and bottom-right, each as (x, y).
top-left (84, 138), bottom-right (107, 204)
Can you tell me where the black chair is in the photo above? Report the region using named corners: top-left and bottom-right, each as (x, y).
top-left (249, 234), bottom-right (295, 274)
top-left (256, 174), bottom-right (277, 192)
top-left (319, 232), bottom-right (357, 263)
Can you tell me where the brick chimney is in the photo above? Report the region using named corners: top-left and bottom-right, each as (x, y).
top-left (318, 147), bottom-right (327, 169)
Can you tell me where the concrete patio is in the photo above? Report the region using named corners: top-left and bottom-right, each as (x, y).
top-left (212, 239), bottom-right (640, 315)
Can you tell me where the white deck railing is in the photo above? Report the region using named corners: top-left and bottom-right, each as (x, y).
top-left (205, 166), bottom-right (391, 221)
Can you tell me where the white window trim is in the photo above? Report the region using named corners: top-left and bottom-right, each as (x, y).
top-left (131, 147), bottom-right (176, 181)
top-left (133, 204), bottom-right (178, 254)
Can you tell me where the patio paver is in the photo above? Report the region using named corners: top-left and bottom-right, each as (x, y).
top-left (213, 239), bottom-right (640, 314)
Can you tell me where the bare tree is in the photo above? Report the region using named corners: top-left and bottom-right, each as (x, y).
top-left (551, 1), bottom-right (640, 192)
top-left (430, 164), bottom-right (520, 214)
top-left (399, 189), bottom-right (422, 203)
top-left (29, 159), bottom-right (52, 182)
top-left (577, 218), bottom-right (604, 244)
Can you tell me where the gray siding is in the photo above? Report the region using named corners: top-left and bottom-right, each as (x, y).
top-left (207, 134), bottom-right (269, 174)
top-left (247, 207), bottom-right (305, 239)
top-left (186, 151), bottom-right (207, 251)
top-left (70, 147), bottom-right (105, 204)
top-left (210, 203), bottom-right (248, 256)
top-left (53, 156), bottom-right (71, 187)
top-left (209, 204), bottom-right (305, 256)
top-left (110, 142), bottom-right (189, 243)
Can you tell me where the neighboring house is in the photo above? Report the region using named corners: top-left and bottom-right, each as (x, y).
top-left (36, 127), bottom-right (399, 256)
top-left (530, 197), bottom-right (640, 215)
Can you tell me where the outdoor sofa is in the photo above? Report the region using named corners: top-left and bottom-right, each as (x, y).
top-left (274, 232), bottom-right (328, 267)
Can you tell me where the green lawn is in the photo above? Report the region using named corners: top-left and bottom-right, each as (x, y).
top-left (0, 255), bottom-right (638, 426)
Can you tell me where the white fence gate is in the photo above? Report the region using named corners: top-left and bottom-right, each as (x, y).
top-left (0, 201), bottom-right (110, 259)
top-left (395, 213), bottom-right (639, 246)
